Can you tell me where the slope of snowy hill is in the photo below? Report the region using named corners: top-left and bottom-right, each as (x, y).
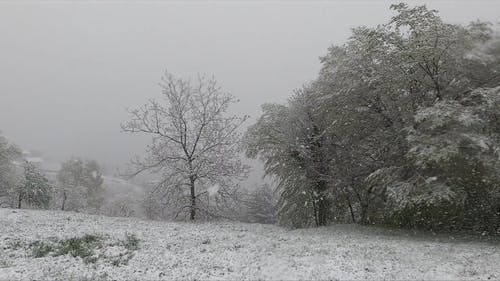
top-left (0, 208), bottom-right (499, 280)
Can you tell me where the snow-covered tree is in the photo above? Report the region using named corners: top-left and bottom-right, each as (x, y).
top-left (17, 161), bottom-right (52, 209)
top-left (0, 134), bottom-right (21, 207)
top-left (377, 86), bottom-right (500, 232)
top-left (83, 160), bottom-right (105, 211)
top-left (313, 3), bottom-right (500, 227)
top-left (57, 157), bottom-right (104, 212)
top-left (248, 3), bottom-right (500, 230)
top-left (246, 87), bottom-right (336, 227)
top-left (122, 72), bottom-right (248, 221)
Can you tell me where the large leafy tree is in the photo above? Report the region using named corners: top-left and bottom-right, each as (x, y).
top-left (315, 3), bottom-right (500, 227)
top-left (122, 72), bottom-right (248, 221)
top-left (248, 3), bottom-right (500, 231)
top-left (246, 87), bottom-right (336, 227)
top-left (380, 86), bottom-right (500, 232)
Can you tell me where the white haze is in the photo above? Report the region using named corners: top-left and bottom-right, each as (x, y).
top-left (0, 1), bottom-right (499, 173)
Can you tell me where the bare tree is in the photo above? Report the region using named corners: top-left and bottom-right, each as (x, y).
top-left (122, 72), bottom-right (248, 221)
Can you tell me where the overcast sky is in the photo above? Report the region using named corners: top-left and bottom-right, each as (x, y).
top-left (1, 1), bottom-right (499, 173)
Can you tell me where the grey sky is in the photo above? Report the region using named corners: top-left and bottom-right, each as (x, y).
top-left (1, 1), bottom-right (499, 173)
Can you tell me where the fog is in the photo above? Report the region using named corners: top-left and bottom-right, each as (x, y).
top-left (1, 1), bottom-right (498, 173)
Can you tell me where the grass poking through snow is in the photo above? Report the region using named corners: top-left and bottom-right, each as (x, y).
top-left (8, 233), bottom-right (141, 266)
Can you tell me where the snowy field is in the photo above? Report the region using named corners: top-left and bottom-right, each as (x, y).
top-left (0, 208), bottom-right (499, 280)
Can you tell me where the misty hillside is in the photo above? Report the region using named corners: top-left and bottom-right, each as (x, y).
top-left (1, 208), bottom-right (499, 281)
top-left (2, 2), bottom-right (500, 280)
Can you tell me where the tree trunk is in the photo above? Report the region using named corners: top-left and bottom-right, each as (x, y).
top-left (189, 176), bottom-right (196, 221)
top-left (312, 197), bottom-right (319, 227)
top-left (318, 198), bottom-right (328, 226)
top-left (315, 180), bottom-right (329, 226)
top-left (61, 190), bottom-right (67, 211)
top-left (17, 193), bottom-right (22, 209)
top-left (347, 196), bottom-right (356, 223)
top-left (360, 203), bottom-right (369, 224)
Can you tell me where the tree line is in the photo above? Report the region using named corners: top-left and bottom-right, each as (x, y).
top-left (0, 140), bottom-right (106, 213)
top-left (127, 4), bottom-right (500, 234)
top-left (1, 3), bottom-right (499, 235)
top-left (245, 4), bottom-right (500, 233)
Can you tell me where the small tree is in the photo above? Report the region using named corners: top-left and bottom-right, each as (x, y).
top-left (57, 157), bottom-right (104, 212)
top-left (83, 160), bottom-right (104, 211)
top-left (17, 161), bottom-right (52, 209)
top-left (122, 71), bottom-right (248, 221)
top-left (0, 134), bottom-right (21, 207)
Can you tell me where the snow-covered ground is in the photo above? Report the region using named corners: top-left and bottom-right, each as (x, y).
top-left (0, 208), bottom-right (499, 280)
